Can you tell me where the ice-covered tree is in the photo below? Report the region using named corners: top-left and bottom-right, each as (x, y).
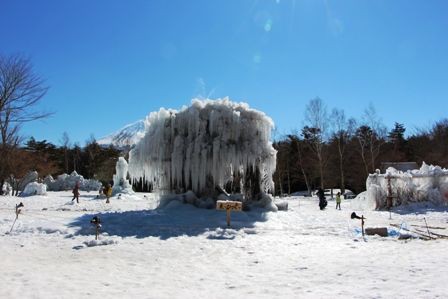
top-left (128, 98), bottom-right (277, 200)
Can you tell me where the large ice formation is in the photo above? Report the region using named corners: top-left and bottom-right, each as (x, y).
top-left (128, 98), bottom-right (277, 200)
top-left (112, 157), bottom-right (134, 195)
top-left (358, 162), bottom-right (448, 209)
top-left (44, 171), bottom-right (102, 191)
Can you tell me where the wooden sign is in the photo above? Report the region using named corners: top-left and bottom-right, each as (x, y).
top-left (216, 200), bottom-right (242, 211)
top-left (216, 200), bottom-right (242, 227)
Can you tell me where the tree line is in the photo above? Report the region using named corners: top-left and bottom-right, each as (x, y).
top-left (273, 98), bottom-right (448, 196)
top-left (1, 135), bottom-right (122, 194)
top-left (1, 53), bottom-right (446, 197)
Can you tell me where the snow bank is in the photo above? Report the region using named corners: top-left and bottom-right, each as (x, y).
top-left (129, 98), bottom-right (277, 200)
top-left (360, 162), bottom-right (448, 209)
top-left (83, 239), bottom-right (118, 247)
top-left (21, 182), bottom-right (47, 196)
top-left (44, 171), bottom-right (102, 192)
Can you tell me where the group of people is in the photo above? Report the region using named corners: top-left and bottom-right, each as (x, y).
top-left (316, 188), bottom-right (342, 210)
top-left (71, 182), bottom-right (113, 204)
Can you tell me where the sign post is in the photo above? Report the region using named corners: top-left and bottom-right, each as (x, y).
top-left (90, 216), bottom-right (101, 240)
top-left (216, 200), bottom-right (242, 227)
top-left (351, 212), bottom-right (366, 236)
top-left (9, 202), bottom-right (24, 234)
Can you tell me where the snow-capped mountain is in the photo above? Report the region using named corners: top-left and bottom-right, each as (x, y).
top-left (98, 120), bottom-right (146, 148)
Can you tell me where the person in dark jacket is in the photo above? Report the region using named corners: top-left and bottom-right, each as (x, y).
top-left (316, 188), bottom-right (327, 210)
top-left (71, 182), bottom-right (80, 203)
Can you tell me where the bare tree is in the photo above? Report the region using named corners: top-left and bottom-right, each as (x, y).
top-left (303, 97), bottom-right (329, 189)
top-left (330, 108), bottom-right (355, 194)
top-left (72, 143), bottom-right (82, 173)
top-left (59, 131), bottom-right (71, 173)
top-left (288, 134), bottom-right (313, 196)
top-left (362, 104), bottom-right (387, 172)
top-left (354, 104), bottom-right (387, 175)
top-left (0, 53), bottom-right (52, 187)
top-left (355, 124), bottom-right (372, 176)
top-left (84, 134), bottom-right (102, 179)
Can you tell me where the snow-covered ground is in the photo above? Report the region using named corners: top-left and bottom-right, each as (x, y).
top-left (1, 191), bottom-right (447, 298)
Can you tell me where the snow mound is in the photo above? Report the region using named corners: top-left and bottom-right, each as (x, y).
top-left (252, 193), bottom-right (278, 212)
top-left (21, 182), bottom-right (47, 196)
top-left (83, 239), bottom-right (118, 247)
top-left (361, 162), bottom-right (448, 210)
top-left (351, 191), bottom-right (376, 210)
top-left (206, 228), bottom-right (240, 240)
top-left (129, 98), bottom-right (277, 200)
top-left (44, 171), bottom-right (102, 192)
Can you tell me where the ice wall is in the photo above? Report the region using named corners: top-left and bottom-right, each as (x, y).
top-left (365, 162), bottom-right (448, 209)
top-left (128, 98), bottom-right (277, 199)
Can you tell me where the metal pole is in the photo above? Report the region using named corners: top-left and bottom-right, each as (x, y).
top-left (9, 203), bottom-right (23, 233)
top-left (387, 176), bottom-right (393, 219)
top-left (423, 217), bottom-right (431, 238)
top-left (361, 215), bottom-right (365, 236)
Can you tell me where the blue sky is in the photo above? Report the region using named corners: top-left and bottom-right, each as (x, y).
top-left (1, 0), bottom-right (447, 145)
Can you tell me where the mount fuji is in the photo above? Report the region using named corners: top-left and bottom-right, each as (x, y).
top-left (97, 120), bottom-right (145, 148)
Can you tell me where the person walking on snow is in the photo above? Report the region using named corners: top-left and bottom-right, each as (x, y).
top-left (71, 182), bottom-right (80, 203)
top-left (104, 183), bottom-right (112, 204)
top-left (336, 192), bottom-right (342, 210)
top-left (316, 188), bottom-right (327, 210)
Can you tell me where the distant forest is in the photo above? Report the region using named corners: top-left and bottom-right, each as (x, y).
top-left (1, 112), bottom-right (446, 196)
top-left (273, 98), bottom-right (448, 195)
top-left (1, 91), bottom-right (447, 196)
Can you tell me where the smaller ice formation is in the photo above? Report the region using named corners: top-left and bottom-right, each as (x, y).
top-left (44, 171), bottom-right (102, 191)
top-left (21, 182), bottom-right (47, 196)
top-left (17, 171), bottom-right (39, 191)
top-left (358, 162), bottom-right (448, 209)
top-left (1, 182), bottom-right (12, 195)
top-left (112, 157), bottom-right (134, 195)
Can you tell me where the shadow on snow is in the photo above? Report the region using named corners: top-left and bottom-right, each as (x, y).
top-left (391, 202), bottom-right (448, 215)
top-left (68, 203), bottom-right (269, 240)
